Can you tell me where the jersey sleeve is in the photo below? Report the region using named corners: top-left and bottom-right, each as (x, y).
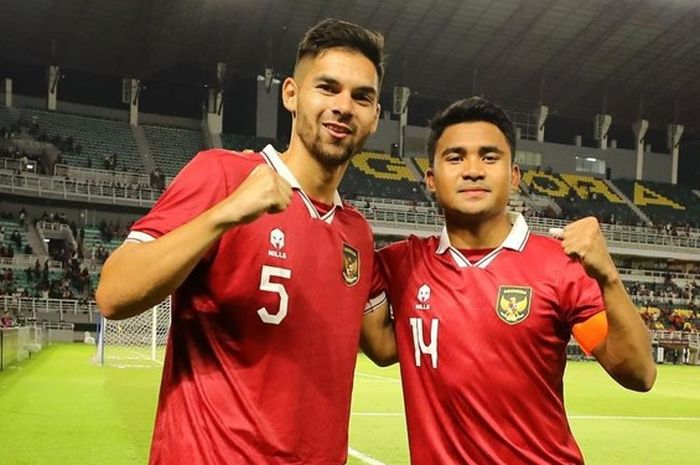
top-left (557, 259), bottom-right (605, 328)
top-left (364, 251), bottom-right (388, 315)
top-left (128, 151), bottom-right (232, 242)
top-left (364, 241), bottom-right (411, 316)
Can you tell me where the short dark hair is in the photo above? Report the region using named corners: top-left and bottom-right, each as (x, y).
top-left (426, 96), bottom-right (516, 165)
top-left (296, 18), bottom-right (385, 85)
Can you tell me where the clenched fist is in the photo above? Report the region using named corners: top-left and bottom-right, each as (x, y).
top-left (558, 217), bottom-right (619, 285)
top-left (211, 164), bottom-right (293, 228)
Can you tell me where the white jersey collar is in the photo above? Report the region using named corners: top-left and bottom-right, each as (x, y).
top-left (435, 212), bottom-right (530, 268)
top-left (260, 144), bottom-right (343, 223)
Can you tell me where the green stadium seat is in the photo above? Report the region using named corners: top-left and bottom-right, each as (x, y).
top-left (143, 125), bottom-right (203, 177)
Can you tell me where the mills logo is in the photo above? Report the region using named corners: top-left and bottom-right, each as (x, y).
top-left (268, 228), bottom-right (287, 259)
top-left (415, 284), bottom-right (431, 310)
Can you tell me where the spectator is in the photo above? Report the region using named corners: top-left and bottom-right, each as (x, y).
top-left (11, 231), bottom-right (21, 249)
top-left (0, 311), bottom-right (13, 328)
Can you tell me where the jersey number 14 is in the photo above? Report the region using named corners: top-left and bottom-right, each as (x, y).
top-left (409, 317), bottom-right (439, 368)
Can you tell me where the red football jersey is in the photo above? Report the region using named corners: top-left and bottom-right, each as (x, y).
top-left (127, 146), bottom-right (382, 465)
top-left (376, 213), bottom-right (604, 465)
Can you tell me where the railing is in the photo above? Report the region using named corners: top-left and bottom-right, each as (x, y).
top-left (630, 295), bottom-right (700, 307)
top-left (0, 255), bottom-right (62, 269)
top-left (651, 330), bottom-right (700, 347)
top-left (0, 297), bottom-right (98, 318)
top-left (362, 207), bottom-right (442, 228)
top-left (354, 207), bottom-right (700, 252)
top-left (350, 199), bottom-right (437, 215)
top-left (1, 168), bottom-right (699, 251)
top-left (0, 157), bottom-right (24, 172)
top-left (36, 221), bottom-right (71, 232)
top-left (619, 267), bottom-right (700, 282)
top-left (0, 172), bottom-right (162, 206)
top-left (354, 195), bottom-right (433, 208)
top-left (526, 217), bottom-right (700, 251)
top-left (53, 163), bottom-right (150, 187)
top-left (39, 321), bottom-right (75, 330)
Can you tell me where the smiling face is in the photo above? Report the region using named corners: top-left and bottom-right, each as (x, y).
top-left (282, 47), bottom-right (380, 168)
top-left (427, 121), bottom-right (520, 224)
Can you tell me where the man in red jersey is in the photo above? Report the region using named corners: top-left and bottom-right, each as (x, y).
top-left (97, 19), bottom-right (387, 465)
top-left (361, 97), bottom-right (656, 465)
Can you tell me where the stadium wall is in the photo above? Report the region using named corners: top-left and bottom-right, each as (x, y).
top-left (365, 118), bottom-right (430, 157)
top-left (517, 139), bottom-right (672, 183)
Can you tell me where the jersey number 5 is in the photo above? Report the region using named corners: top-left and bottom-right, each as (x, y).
top-left (257, 265), bottom-right (292, 325)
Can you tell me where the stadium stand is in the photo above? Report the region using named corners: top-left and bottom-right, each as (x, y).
top-left (522, 170), bottom-right (642, 225)
top-left (340, 152), bottom-right (429, 202)
top-left (10, 108), bottom-right (143, 172)
top-left (615, 179), bottom-right (700, 228)
top-left (2, 107), bottom-right (700, 337)
top-left (410, 157), bottom-right (429, 177)
top-left (0, 219), bottom-right (28, 254)
top-left (142, 125), bottom-right (203, 177)
top-left (82, 226), bottom-right (123, 260)
top-left (221, 133), bottom-right (283, 152)
top-left (0, 105), bottom-right (14, 129)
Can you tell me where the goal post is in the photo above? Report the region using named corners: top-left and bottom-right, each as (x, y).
top-left (96, 297), bottom-right (171, 368)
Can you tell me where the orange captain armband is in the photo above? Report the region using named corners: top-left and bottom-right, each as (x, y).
top-left (571, 311), bottom-right (608, 355)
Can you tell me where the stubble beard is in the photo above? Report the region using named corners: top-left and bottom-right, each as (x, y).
top-left (297, 115), bottom-right (362, 168)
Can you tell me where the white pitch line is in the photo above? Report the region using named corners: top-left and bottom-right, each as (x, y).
top-left (569, 415), bottom-right (700, 421)
top-left (355, 372), bottom-right (400, 383)
top-left (348, 447), bottom-right (389, 465)
top-left (352, 412), bottom-right (403, 417)
top-left (351, 412), bottom-right (700, 422)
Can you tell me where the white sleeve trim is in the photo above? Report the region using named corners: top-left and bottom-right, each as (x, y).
top-left (363, 292), bottom-right (387, 315)
top-left (124, 231), bottom-right (157, 244)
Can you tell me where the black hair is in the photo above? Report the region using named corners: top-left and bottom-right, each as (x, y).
top-left (426, 96), bottom-right (516, 165)
top-left (296, 18), bottom-right (385, 85)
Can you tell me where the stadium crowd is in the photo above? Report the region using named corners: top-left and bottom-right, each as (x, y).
top-left (2, 110), bottom-right (700, 333)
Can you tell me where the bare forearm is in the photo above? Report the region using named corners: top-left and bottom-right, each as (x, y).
top-left (595, 276), bottom-right (656, 391)
top-left (96, 162), bottom-right (294, 320)
top-left (360, 302), bottom-right (398, 367)
top-left (96, 208), bottom-right (227, 319)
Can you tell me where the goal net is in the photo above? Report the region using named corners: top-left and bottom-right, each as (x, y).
top-left (96, 297), bottom-right (171, 368)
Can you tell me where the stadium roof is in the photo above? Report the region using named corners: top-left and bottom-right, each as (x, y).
top-left (1, 0), bottom-right (699, 129)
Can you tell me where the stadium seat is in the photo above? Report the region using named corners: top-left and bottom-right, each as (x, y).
top-left (614, 179), bottom-right (700, 227)
top-left (221, 133), bottom-right (284, 153)
top-left (523, 171), bottom-right (641, 225)
top-left (142, 125), bottom-right (203, 177)
top-left (0, 219), bottom-right (28, 253)
top-left (340, 152), bottom-right (428, 202)
top-left (14, 108), bottom-right (144, 172)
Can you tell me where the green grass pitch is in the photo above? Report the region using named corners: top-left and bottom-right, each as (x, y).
top-left (1, 344), bottom-right (699, 464)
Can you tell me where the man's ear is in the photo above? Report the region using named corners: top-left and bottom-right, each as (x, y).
top-left (511, 163), bottom-right (521, 191)
top-left (370, 102), bottom-right (381, 133)
top-left (425, 167), bottom-right (436, 193)
top-left (282, 77), bottom-right (298, 118)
